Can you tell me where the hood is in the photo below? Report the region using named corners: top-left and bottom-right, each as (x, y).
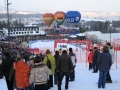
top-left (16, 60), bottom-right (27, 69)
top-left (33, 62), bottom-right (45, 68)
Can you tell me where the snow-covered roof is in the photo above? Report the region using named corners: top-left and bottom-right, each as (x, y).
top-left (84, 31), bottom-right (120, 42)
top-left (84, 31), bottom-right (102, 36)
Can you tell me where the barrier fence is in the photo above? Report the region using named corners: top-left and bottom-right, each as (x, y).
top-left (26, 46), bottom-right (119, 69)
top-left (26, 39), bottom-right (120, 69)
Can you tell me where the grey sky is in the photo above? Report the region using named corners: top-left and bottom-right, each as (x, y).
top-left (1, 0), bottom-right (120, 11)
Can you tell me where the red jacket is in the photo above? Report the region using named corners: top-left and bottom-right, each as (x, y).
top-left (88, 52), bottom-right (94, 63)
top-left (15, 60), bottom-right (30, 89)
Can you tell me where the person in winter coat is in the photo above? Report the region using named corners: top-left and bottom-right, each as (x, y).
top-left (0, 52), bottom-right (15, 90)
top-left (15, 56), bottom-right (31, 90)
top-left (57, 50), bottom-right (73, 90)
top-left (9, 56), bottom-right (34, 90)
top-left (29, 56), bottom-right (52, 90)
top-left (54, 50), bottom-right (60, 85)
top-left (92, 47), bottom-right (100, 73)
top-left (9, 59), bottom-right (18, 89)
top-left (40, 53), bottom-right (44, 62)
top-left (106, 43), bottom-right (115, 83)
top-left (97, 46), bottom-right (112, 89)
top-left (43, 49), bottom-right (56, 88)
top-left (69, 48), bottom-right (77, 81)
top-left (88, 49), bottom-right (94, 70)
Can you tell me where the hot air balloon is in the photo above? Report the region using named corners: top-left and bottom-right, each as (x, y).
top-left (54, 11), bottom-right (66, 25)
top-left (42, 13), bottom-right (54, 27)
top-left (66, 11), bottom-right (81, 23)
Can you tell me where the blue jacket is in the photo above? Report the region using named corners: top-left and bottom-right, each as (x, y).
top-left (97, 52), bottom-right (112, 72)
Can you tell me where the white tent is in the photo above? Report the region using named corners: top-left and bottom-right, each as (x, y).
top-left (69, 35), bottom-right (77, 38)
top-left (76, 33), bottom-right (85, 36)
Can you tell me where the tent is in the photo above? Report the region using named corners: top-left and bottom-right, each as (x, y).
top-left (69, 35), bottom-right (77, 38)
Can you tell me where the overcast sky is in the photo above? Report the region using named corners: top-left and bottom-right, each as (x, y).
top-left (1, 0), bottom-right (120, 11)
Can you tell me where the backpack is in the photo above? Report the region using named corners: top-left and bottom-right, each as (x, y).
top-left (46, 55), bottom-right (51, 69)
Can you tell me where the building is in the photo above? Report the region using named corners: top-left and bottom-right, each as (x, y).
top-left (2, 27), bottom-right (46, 37)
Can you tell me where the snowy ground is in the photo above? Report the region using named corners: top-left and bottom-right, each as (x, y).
top-left (0, 63), bottom-right (120, 90)
top-left (0, 40), bottom-right (120, 90)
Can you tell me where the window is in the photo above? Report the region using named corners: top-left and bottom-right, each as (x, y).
top-left (27, 32), bottom-right (29, 33)
top-left (16, 32), bottom-right (18, 34)
top-left (19, 32), bottom-right (21, 34)
top-left (30, 31), bottom-right (33, 33)
top-left (10, 30), bottom-right (13, 32)
top-left (36, 31), bottom-right (39, 33)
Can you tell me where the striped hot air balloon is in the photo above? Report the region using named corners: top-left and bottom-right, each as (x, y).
top-left (42, 13), bottom-right (54, 27)
top-left (54, 11), bottom-right (66, 25)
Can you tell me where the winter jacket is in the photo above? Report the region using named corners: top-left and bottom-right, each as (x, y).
top-left (15, 60), bottom-right (30, 89)
top-left (29, 63), bottom-right (52, 85)
top-left (9, 62), bottom-right (17, 88)
top-left (88, 52), bottom-right (94, 63)
top-left (92, 50), bottom-right (100, 63)
top-left (0, 56), bottom-right (15, 78)
top-left (54, 55), bottom-right (60, 69)
top-left (43, 54), bottom-right (56, 74)
top-left (57, 54), bottom-right (73, 72)
top-left (109, 47), bottom-right (115, 64)
top-left (69, 52), bottom-right (77, 66)
top-left (97, 52), bottom-right (112, 72)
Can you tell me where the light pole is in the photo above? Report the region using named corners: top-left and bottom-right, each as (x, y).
top-left (82, 21), bottom-right (85, 40)
top-left (110, 20), bottom-right (112, 43)
top-left (6, 0), bottom-right (11, 51)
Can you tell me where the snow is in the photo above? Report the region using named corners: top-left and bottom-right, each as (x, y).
top-left (0, 40), bottom-right (120, 90)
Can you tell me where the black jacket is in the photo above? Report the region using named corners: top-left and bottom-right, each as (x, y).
top-left (0, 56), bottom-right (15, 78)
top-left (93, 50), bottom-right (100, 63)
top-left (57, 54), bottom-right (73, 72)
top-left (54, 55), bottom-right (60, 65)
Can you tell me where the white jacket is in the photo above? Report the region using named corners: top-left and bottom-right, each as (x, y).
top-left (109, 47), bottom-right (115, 64)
